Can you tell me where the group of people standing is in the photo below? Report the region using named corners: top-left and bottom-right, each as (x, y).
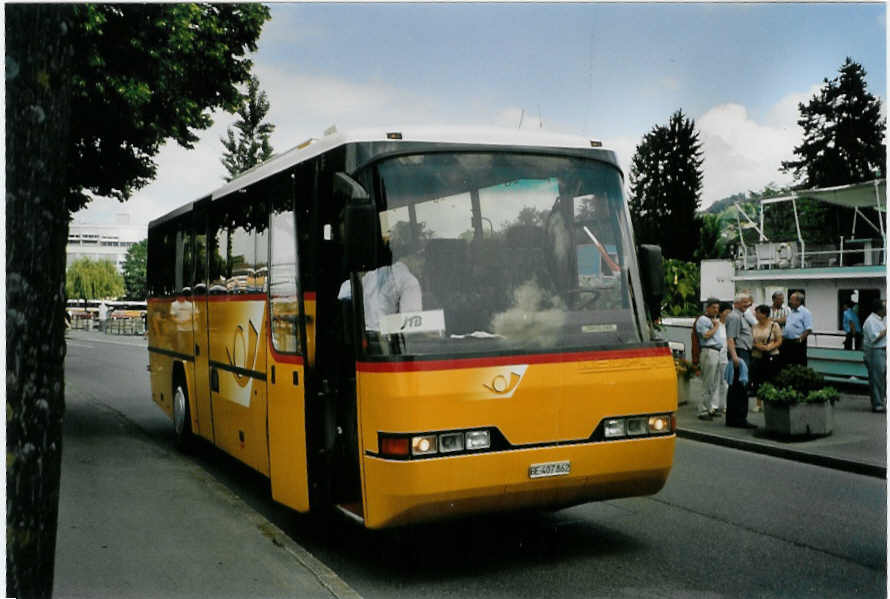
top-left (695, 290), bottom-right (887, 421)
top-left (695, 290), bottom-right (816, 427)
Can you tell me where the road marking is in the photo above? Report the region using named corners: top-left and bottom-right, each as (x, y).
top-left (66, 341), bottom-right (96, 349)
top-left (67, 335), bottom-right (147, 350)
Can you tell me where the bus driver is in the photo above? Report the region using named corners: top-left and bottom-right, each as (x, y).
top-left (338, 263), bottom-right (422, 330)
top-left (337, 231), bottom-right (422, 331)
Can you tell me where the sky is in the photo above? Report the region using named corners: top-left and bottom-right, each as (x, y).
top-left (75, 2), bottom-right (887, 234)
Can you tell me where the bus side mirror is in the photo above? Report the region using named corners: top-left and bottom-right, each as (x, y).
top-left (638, 244), bottom-right (664, 321)
top-left (334, 173), bottom-right (377, 271)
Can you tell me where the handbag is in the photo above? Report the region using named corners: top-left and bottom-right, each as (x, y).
top-left (764, 324), bottom-right (780, 374)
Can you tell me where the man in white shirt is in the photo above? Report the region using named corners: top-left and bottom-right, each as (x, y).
top-left (338, 262), bottom-right (422, 331)
top-left (769, 291), bottom-right (790, 328)
top-left (862, 299), bottom-right (886, 413)
top-left (695, 298), bottom-right (723, 420)
top-left (98, 301), bottom-right (108, 332)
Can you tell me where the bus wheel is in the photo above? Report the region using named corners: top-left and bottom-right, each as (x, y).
top-left (173, 381), bottom-right (192, 451)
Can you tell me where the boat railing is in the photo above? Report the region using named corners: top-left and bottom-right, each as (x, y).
top-left (735, 238), bottom-right (885, 271)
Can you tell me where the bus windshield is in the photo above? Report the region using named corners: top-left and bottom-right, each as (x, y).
top-left (353, 151), bottom-right (646, 358)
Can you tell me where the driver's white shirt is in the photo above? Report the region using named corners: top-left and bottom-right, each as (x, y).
top-left (338, 262), bottom-right (422, 330)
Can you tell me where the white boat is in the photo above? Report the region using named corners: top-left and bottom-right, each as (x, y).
top-left (673, 179), bottom-right (886, 386)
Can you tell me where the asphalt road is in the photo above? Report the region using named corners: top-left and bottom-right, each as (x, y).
top-left (61, 331), bottom-right (887, 598)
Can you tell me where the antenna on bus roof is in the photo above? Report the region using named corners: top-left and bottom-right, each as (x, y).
top-left (538, 104), bottom-right (543, 129)
top-left (323, 125), bottom-right (338, 136)
top-left (517, 109), bottom-right (525, 130)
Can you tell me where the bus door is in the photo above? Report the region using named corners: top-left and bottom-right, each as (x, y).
top-left (190, 202), bottom-right (214, 442)
top-left (266, 202), bottom-right (310, 512)
top-left (204, 194), bottom-right (271, 476)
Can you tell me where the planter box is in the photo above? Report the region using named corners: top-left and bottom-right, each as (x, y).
top-left (763, 401), bottom-right (833, 437)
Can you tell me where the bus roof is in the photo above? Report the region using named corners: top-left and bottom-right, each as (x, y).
top-left (150, 126), bottom-right (619, 229)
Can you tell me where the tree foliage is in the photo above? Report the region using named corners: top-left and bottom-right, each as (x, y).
top-left (779, 58), bottom-right (886, 244)
top-left (693, 213), bottom-right (729, 261)
top-left (6, 5), bottom-right (269, 595)
top-left (781, 57), bottom-right (885, 189)
top-left (221, 74), bottom-right (275, 181)
top-left (66, 4), bottom-right (271, 211)
top-left (66, 258), bottom-right (125, 300)
top-left (122, 239), bottom-right (148, 299)
top-left (629, 110), bottom-right (704, 261)
top-left (662, 259), bottom-right (700, 317)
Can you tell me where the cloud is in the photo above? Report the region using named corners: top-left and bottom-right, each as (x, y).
top-left (604, 135), bottom-right (638, 179)
top-left (697, 101), bottom-right (800, 208)
top-left (764, 84), bottom-right (821, 129)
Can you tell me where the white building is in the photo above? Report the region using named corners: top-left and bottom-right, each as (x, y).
top-left (66, 214), bottom-right (146, 272)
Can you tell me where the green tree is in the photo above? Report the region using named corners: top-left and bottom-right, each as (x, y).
top-left (693, 213), bottom-right (729, 261)
top-left (780, 58), bottom-right (886, 244)
top-left (781, 58), bottom-right (885, 189)
top-left (66, 258), bottom-right (125, 301)
top-left (629, 110), bottom-right (704, 261)
top-left (6, 5), bottom-right (268, 595)
top-left (66, 4), bottom-right (270, 211)
top-left (122, 239), bottom-right (148, 299)
top-left (220, 74), bottom-right (276, 181)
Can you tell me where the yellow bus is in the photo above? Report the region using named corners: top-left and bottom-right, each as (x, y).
top-left (147, 127), bottom-right (676, 529)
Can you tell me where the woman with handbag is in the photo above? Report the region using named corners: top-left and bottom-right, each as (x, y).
top-left (751, 304), bottom-right (783, 412)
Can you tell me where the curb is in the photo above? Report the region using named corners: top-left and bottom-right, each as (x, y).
top-left (677, 428), bottom-right (887, 479)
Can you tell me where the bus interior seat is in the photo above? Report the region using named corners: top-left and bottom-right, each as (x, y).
top-left (424, 238), bottom-right (479, 333)
top-left (503, 224), bottom-right (555, 294)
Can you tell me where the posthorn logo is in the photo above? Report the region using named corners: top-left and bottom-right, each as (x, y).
top-left (482, 365), bottom-right (528, 398)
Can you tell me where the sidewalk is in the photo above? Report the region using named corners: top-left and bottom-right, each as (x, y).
top-left (54, 361), bottom-right (360, 598)
top-left (676, 390), bottom-right (887, 478)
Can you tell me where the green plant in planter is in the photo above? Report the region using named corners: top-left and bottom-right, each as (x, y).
top-left (759, 381), bottom-right (840, 405)
top-left (773, 365), bottom-right (825, 394)
top-left (758, 382), bottom-right (804, 404)
top-left (804, 386), bottom-right (840, 404)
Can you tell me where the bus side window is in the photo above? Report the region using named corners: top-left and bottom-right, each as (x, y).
top-left (208, 212), bottom-right (229, 295)
top-left (174, 227), bottom-right (191, 295)
top-left (269, 204), bottom-right (301, 354)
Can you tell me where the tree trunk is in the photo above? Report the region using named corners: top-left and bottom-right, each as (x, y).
top-left (6, 5), bottom-right (74, 597)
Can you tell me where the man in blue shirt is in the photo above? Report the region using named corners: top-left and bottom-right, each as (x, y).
top-left (842, 302), bottom-right (862, 351)
top-left (782, 291), bottom-right (813, 367)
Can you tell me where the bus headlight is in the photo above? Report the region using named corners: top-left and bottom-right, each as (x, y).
top-left (626, 417), bottom-right (648, 436)
top-left (465, 430), bottom-right (490, 450)
top-left (648, 414), bottom-right (671, 434)
top-left (411, 435), bottom-right (438, 456)
top-left (604, 418), bottom-right (626, 438)
top-left (438, 432), bottom-right (465, 453)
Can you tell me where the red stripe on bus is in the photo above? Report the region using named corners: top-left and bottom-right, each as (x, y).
top-left (356, 346), bottom-right (670, 372)
top-left (304, 292), bottom-right (316, 301)
top-left (268, 347), bottom-right (305, 364)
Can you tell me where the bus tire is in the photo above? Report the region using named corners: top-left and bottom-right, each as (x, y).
top-left (172, 378), bottom-right (192, 452)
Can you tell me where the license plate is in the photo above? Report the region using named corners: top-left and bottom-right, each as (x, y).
top-left (528, 460), bottom-right (570, 479)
